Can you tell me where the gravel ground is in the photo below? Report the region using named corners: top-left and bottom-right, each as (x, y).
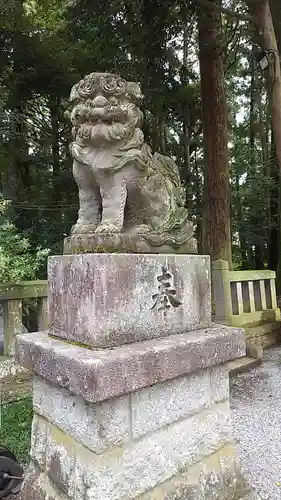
top-left (230, 346), bottom-right (281, 500)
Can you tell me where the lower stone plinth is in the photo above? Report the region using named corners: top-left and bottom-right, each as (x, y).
top-left (16, 326), bottom-right (244, 402)
top-left (63, 232), bottom-right (198, 256)
top-left (16, 325), bottom-right (252, 500)
top-left (21, 373), bottom-right (251, 500)
top-left (22, 445), bottom-right (252, 500)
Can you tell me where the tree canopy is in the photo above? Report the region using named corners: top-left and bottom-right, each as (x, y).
top-left (0, 0), bottom-right (281, 280)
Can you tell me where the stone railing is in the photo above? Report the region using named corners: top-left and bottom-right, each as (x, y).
top-left (0, 281), bottom-right (48, 357)
top-left (0, 281), bottom-right (48, 407)
top-left (212, 260), bottom-right (280, 326)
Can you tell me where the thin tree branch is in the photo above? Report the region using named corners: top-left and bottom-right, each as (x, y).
top-left (192, 0), bottom-right (259, 25)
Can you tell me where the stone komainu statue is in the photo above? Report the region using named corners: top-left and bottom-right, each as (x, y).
top-left (67, 72), bottom-right (196, 253)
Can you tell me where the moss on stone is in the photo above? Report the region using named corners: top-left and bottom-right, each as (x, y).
top-left (48, 334), bottom-right (92, 350)
top-left (69, 244), bottom-right (136, 254)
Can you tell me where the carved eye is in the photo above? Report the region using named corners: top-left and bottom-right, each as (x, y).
top-left (109, 97), bottom-right (119, 106)
top-left (79, 77), bottom-right (96, 98)
top-left (100, 76), bottom-right (126, 95)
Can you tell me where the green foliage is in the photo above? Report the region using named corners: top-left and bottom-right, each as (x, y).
top-left (0, 221), bottom-right (50, 282)
top-left (0, 0), bottom-right (279, 275)
top-left (0, 399), bottom-right (33, 466)
top-left (0, 197), bottom-right (50, 282)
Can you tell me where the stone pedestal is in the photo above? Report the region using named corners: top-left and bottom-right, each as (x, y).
top-left (48, 253), bottom-right (211, 348)
top-left (16, 253), bottom-right (253, 500)
top-left (63, 232), bottom-right (198, 255)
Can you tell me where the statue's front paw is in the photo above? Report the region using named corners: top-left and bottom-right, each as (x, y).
top-left (95, 221), bottom-right (122, 233)
top-left (134, 224), bottom-right (151, 234)
top-left (71, 221), bottom-right (97, 235)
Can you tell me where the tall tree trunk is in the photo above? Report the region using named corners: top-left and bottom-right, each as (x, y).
top-left (198, 0), bottom-right (232, 266)
top-left (158, 116), bottom-right (167, 155)
top-left (269, 0), bottom-right (281, 55)
top-left (248, 0), bottom-right (281, 174)
top-left (268, 128), bottom-right (279, 269)
top-left (247, 0), bottom-right (281, 284)
top-left (254, 244), bottom-right (265, 269)
top-left (151, 116), bottom-right (161, 153)
top-left (5, 108), bottom-right (23, 203)
top-left (256, 74), bottom-right (268, 166)
top-left (49, 96), bottom-right (63, 243)
top-left (193, 148), bottom-right (203, 252)
top-left (249, 57), bottom-right (256, 168)
top-left (235, 173), bottom-right (248, 268)
top-left (256, 74), bottom-right (271, 251)
top-left (182, 24), bottom-right (192, 209)
top-left (1, 0), bottom-right (35, 233)
top-left (249, 56), bottom-right (266, 268)
top-left (3, 0), bottom-right (28, 219)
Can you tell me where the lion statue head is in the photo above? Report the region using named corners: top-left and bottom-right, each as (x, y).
top-left (69, 72), bottom-right (145, 149)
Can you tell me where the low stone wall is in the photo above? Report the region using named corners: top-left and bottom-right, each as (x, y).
top-left (18, 326), bottom-right (252, 500)
top-left (245, 322), bottom-right (281, 349)
top-left (25, 370), bottom-right (248, 500)
top-left (0, 281), bottom-right (48, 410)
top-left (212, 260), bottom-right (281, 350)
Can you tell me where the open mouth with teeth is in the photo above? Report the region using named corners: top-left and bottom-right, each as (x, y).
top-left (89, 106), bottom-right (128, 123)
top-left (73, 105), bottom-right (128, 124)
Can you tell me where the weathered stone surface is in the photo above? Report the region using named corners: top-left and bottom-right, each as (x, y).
top-left (21, 446), bottom-right (252, 500)
top-left (15, 326), bottom-right (245, 403)
top-left (245, 340), bottom-right (263, 360)
top-left (33, 401), bottom-right (232, 500)
top-left (46, 423), bottom-right (76, 496)
top-left (228, 356), bottom-right (261, 376)
top-left (30, 414), bottom-right (47, 468)
top-left (0, 358), bottom-right (29, 379)
top-left (65, 72), bottom-right (196, 254)
top-left (48, 253), bottom-right (211, 348)
top-left (245, 321), bottom-right (281, 349)
top-left (20, 461), bottom-right (70, 500)
top-left (32, 366), bottom-right (230, 452)
top-left (136, 444), bottom-right (250, 500)
top-left (33, 377), bottom-right (130, 453)
top-left (0, 358), bottom-right (31, 404)
top-left (210, 364), bottom-right (229, 404)
top-left (240, 493), bottom-right (262, 500)
top-left (212, 260), bottom-right (281, 344)
top-left (20, 462), bottom-right (46, 500)
top-left (131, 370), bottom-right (210, 438)
top-left (3, 298), bottom-right (25, 356)
top-left (64, 232), bottom-right (197, 255)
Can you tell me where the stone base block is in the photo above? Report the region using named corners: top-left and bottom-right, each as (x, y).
top-left (246, 341), bottom-right (263, 360)
top-left (15, 326), bottom-right (245, 403)
top-left (16, 311), bottom-right (249, 499)
top-left (137, 446), bottom-right (252, 500)
top-left (21, 446), bottom-right (251, 500)
top-left (228, 356), bottom-right (262, 377)
top-left (245, 321), bottom-right (281, 349)
top-left (63, 232), bottom-right (198, 256)
top-left (48, 253), bottom-right (211, 348)
top-left (20, 364), bottom-right (249, 500)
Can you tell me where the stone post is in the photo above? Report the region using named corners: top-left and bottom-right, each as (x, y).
top-left (15, 253), bottom-right (255, 500)
top-left (212, 259), bottom-right (233, 325)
